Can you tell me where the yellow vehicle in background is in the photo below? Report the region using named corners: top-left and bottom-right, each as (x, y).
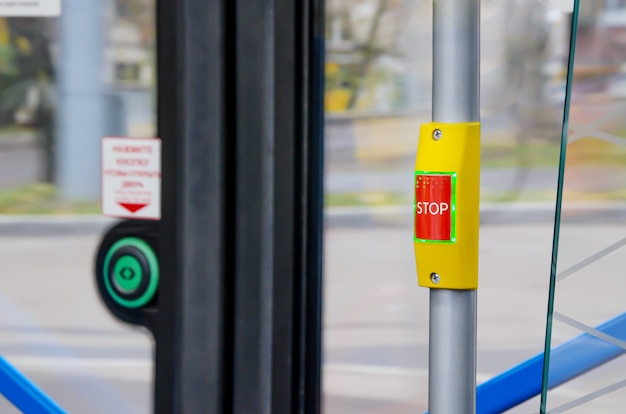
top-left (325, 61), bottom-right (352, 113)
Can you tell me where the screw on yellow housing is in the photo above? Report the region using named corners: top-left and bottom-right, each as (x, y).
top-left (414, 122), bottom-right (480, 290)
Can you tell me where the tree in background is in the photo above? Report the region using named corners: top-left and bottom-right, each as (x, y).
top-left (502, 0), bottom-right (557, 142)
top-left (325, 0), bottom-right (408, 113)
top-left (0, 0), bottom-right (155, 185)
top-left (0, 18), bottom-right (54, 125)
top-left (115, 0), bottom-right (154, 51)
top-left (0, 17), bottom-right (56, 183)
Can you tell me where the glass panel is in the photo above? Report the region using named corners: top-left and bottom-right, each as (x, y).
top-left (0, 1), bottom-right (155, 413)
top-left (323, 0), bottom-right (567, 412)
top-left (323, 2), bottom-right (427, 410)
top-left (542, 0), bottom-right (626, 412)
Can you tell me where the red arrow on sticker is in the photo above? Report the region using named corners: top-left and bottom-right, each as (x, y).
top-left (118, 202), bottom-right (148, 213)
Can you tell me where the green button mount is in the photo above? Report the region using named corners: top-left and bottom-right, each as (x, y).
top-left (103, 237), bottom-right (159, 309)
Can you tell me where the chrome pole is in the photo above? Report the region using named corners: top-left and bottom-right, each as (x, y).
top-left (429, 0), bottom-right (480, 412)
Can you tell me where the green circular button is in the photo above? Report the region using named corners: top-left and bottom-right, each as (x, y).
top-left (112, 255), bottom-right (143, 293)
top-left (103, 237), bottom-right (159, 309)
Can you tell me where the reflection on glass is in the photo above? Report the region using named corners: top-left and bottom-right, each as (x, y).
top-left (0, 1), bottom-right (155, 413)
top-left (542, 0), bottom-right (626, 412)
top-left (323, 0), bottom-right (568, 413)
top-left (324, 2), bottom-right (427, 411)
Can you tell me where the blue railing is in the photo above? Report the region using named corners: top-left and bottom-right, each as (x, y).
top-left (477, 312), bottom-right (626, 413)
top-left (0, 355), bottom-right (66, 413)
top-left (3, 314), bottom-right (626, 414)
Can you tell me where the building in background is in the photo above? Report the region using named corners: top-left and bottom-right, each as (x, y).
top-left (105, 0), bottom-right (154, 88)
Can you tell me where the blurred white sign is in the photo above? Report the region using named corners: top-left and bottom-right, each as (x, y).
top-left (0, 0), bottom-right (60, 16)
top-left (102, 137), bottom-right (161, 220)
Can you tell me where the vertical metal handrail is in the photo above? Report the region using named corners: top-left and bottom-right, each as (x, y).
top-left (428, 0), bottom-right (480, 412)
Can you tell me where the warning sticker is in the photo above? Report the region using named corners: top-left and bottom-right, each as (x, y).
top-left (102, 137), bottom-right (161, 220)
top-left (0, 1), bottom-right (61, 16)
top-left (414, 172), bottom-right (456, 243)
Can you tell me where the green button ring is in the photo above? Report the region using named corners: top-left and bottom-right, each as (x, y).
top-left (103, 237), bottom-right (159, 308)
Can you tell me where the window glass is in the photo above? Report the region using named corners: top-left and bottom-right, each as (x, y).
top-left (0, 2), bottom-right (155, 413)
top-left (542, 1), bottom-right (626, 412)
top-left (323, 0), bottom-right (567, 412)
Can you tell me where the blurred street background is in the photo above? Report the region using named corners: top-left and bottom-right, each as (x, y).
top-left (2, 0), bottom-right (626, 412)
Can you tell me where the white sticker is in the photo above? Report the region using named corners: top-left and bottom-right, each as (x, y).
top-left (102, 137), bottom-right (161, 220)
top-left (0, 0), bottom-right (61, 16)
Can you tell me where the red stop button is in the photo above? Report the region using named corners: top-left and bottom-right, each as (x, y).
top-left (414, 173), bottom-right (455, 242)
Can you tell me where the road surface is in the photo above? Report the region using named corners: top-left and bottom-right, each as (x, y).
top-left (0, 214), bottom-right (624, 413)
